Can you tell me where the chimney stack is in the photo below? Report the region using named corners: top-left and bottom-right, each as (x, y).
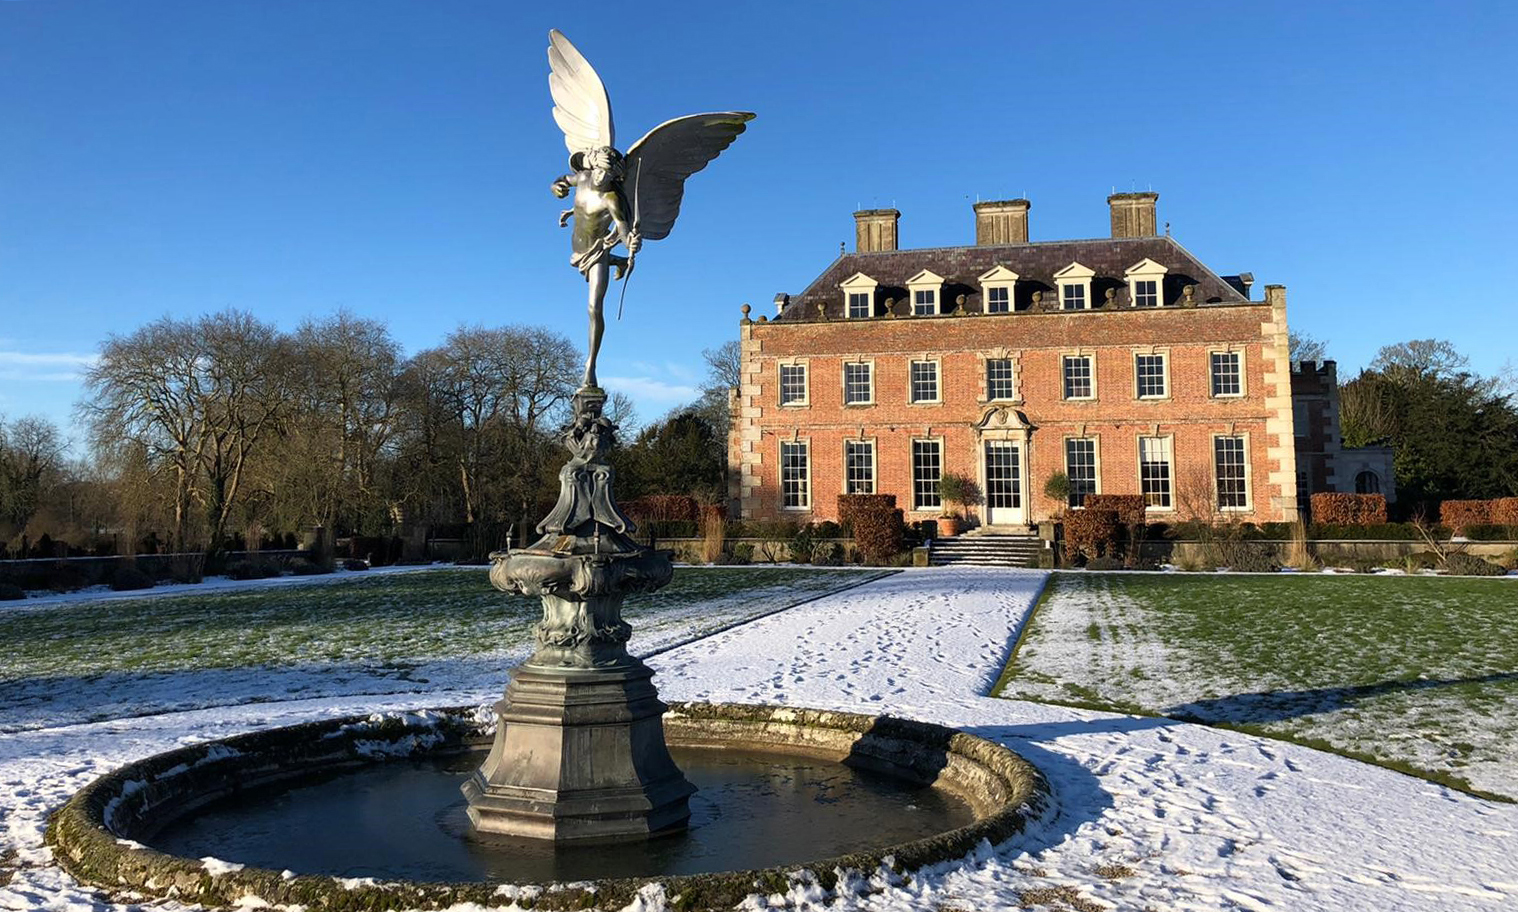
top-left (974, 199), bottom-right (1030, 245)
top-left (854, 208), bottom-right (900, 253)
top-left (1108, 191), bottom-right (1159, 238)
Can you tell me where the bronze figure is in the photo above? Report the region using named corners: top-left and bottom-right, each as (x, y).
top-left (547, 29), bottom-right (753, 389)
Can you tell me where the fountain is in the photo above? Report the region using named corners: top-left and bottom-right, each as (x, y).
top-left (42, 30), bottom-right (1051, 912)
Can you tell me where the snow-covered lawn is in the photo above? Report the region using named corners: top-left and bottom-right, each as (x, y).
top-left (4, 566), bottom-right (1517, 911)
top-left (998, 571), bottom-right (1518, 800)
top-left (0, 566), bottom-right (886, 733)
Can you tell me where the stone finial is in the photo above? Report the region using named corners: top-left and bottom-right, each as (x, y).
top-left (1182, 285), bottom-right (1197, 308)
top-left (884, 297), bottom-right (896, 318)
top-left (740, 303), bottom-right (751, 323)
top-left (1104, 288), bottom-right (1116, 307)
top-left (1031, 290), bottom-right (1043, 306)
top-left (758, 315), bottom-right (768, 323)
top-left (955, 294), bottom-right (967, 313)
top-left (816, 301), bottom-right (827, 321)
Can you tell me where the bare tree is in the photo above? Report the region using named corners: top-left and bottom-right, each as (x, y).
top-left (1288, 330), bottom-right (1328, 367)
top-left (281, 311), bottom-right (403, 532)
top-left (0, 415), bottom-right (66, 543)
top-left (82, 311), bottom-right (289, 552)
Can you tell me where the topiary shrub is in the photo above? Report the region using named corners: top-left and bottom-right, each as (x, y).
top-left (44, 566), bottom-right (88, 593)
top-left (1310, 492), bottom-right (1387, 525)
top-left (1227, 546), bottom-right (1279, 573)
top-left (812, 542), bottom-right (843, 566)
top-left (1065, 509), bottom-right (1121, 562)
top-left (225, 559), bottom-right (280, 580)
top-left (1443, 552), bottom-right (1506, 576)
top-left (838, 494), bottom-right (904, 564)
top-left (0, 583), bottom-right (24, 601)
top-left (289, 559), bottom-right (331, 576)
top-left (109, 567), bottom-right (155, 591)
top-left (1083, 495), bottom-right (1146, 527)
top-left (1043, 471), bottom-right (1071, 508)
top-left (1441, 500), bottom-right (1494, 536)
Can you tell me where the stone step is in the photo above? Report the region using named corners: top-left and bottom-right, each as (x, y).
top-left (927, 534), bottom-right (1043, 568)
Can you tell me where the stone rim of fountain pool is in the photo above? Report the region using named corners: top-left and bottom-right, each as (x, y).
top-left (46, 702), bottom-right (1049, 912)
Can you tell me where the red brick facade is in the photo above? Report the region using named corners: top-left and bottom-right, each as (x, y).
top-left (730, 202), bottom-right (1300, 527)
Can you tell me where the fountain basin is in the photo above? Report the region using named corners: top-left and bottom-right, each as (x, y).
top-left (46, 703), bottom-right (1048, 911)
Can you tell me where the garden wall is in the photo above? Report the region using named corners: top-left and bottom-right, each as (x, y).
top-left (0, 550), bottom-right (306, 590)
top-left (1143, 540), bottom-right (1516, 564)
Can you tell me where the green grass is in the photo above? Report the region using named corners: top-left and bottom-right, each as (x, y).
top-left (994, 572), bottom-right (1518, 800)
top-left (0, 567), bottom-right (885, 681)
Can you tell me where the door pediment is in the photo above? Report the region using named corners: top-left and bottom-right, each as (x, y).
top-left (976, 406), bottom-right (1032, 433)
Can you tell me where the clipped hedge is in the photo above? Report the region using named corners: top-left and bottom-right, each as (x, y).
top-left (623, 494), bottom-right (700, 524)
top-left (1082, 494), bottom-right (1146, 527)
top-left (1492, 498), bottom-right (1518, 526)
top-left (838, 494), bottom-right (904, 564)
top-left (1309, 492), bottom-right (1387, 525)
top-left (1065, 509), bottom-right (1121, 561)
top-left (1440, 500), bottom-right (1492, 533)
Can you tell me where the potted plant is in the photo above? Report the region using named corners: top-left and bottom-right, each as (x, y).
top-left (936, 471), bottom-right (982, 536)
top-left (1043, 471), bottom-right (1072, 516)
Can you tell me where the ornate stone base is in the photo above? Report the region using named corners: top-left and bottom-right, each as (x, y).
top-left (461, 660), bottom-right (696, 842)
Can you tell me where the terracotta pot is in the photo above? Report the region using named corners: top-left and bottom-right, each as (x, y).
top-left (938, 516), bottom-right (960, 537)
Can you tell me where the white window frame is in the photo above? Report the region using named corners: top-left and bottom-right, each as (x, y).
top-left (840, 272), bottom-right (878, 320)
top-left (1134, 349), bottom-right (1170, 400)
top-left (985, 357), bottom-right (1017, 401)
top-left (978, 265), bottom-right (1019, 314)
top-left (780, 439), bottom-right (812, 511)
top-left (1138, 435), bottom-right (1174, 512)
top-left (1062, 352), bottom-right (1097, 401)
top-left (911, 437), bottom-right (945, 512)
top-left (842, 359), bottom-right (875, 406)
top-left (1053, 262), bottom-right (1095, 311)
top-left (1124, 257), bottom-right (1169, 308)
top-left (906, 269), bottom-right (945, 316)
top-left (1209, 349), bottom-right (1245, 398)
top-left (843, 438), bottom-right (877, 495)
top-left (777, 360), bottom-right (809, 407)
top-left (1064, 436), bottom-right (1101, 508)
top-left (1213, 433), bottom-right (1252, 511)
top-left (908, 358), bottom-right (942, 404)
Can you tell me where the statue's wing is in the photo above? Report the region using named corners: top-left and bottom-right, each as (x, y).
top-left (622, 112), bottom-right (754, 241)
top-left (548, 29), bottom-right (614, 154)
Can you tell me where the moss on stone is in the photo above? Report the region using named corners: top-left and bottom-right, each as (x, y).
top-left (47, 703), bottom-right (1049, 912)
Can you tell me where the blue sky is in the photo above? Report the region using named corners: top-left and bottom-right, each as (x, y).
top-left (2, 0), bottom-right (1514, 443)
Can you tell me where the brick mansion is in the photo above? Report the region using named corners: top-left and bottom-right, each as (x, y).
top-left (728, 192), bottom-right (1392, 527)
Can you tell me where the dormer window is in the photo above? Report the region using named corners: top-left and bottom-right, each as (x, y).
top-left (839, 272), bottom-right (878, 319)
top-left (905, 269), bottom-right (945, 316)
top-left (1053, 262), bottom-right (1095, 311)
top-left (1124, 258), bottom-right (1169, 308)
top-left (978, 265), bottom-right (1019, 314)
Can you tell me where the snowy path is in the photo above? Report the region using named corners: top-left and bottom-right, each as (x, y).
top-left (651, 569), bottom-right (1518, 912)
top-left (3, 568), bottom-right (1517, 911)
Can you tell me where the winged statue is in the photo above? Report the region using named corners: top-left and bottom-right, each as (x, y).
top-left (547, 29), bottom-right (754, 390)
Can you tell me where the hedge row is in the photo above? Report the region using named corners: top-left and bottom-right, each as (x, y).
top-left (1082, 494), bottom-right (1145, 527)
top-left (1441, 498), bottom-right (1518, 532)
top-left (1309, 492), bottom-right (1388, 524)
top-left (1064, 509), bottom-right (1122, 560)
top-left (838, 494), bottom-right (904, 563)
top-left (622, 494), bottom-right (702, 523)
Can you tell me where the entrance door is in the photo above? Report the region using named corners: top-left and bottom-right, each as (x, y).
top-left (983, 440), bottom-right (1025, 526)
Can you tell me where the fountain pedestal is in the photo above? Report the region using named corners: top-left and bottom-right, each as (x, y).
top-left (463, 388), bottom-right (693, 842)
